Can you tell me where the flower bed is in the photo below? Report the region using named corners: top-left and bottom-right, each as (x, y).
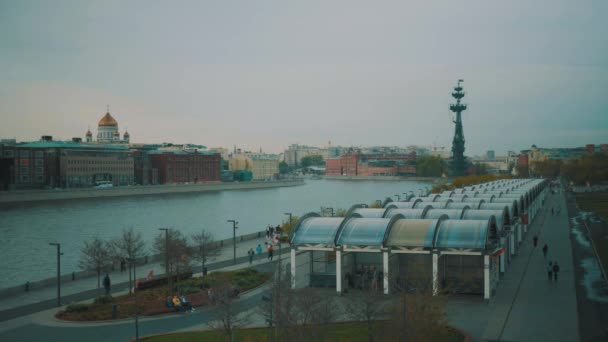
top-left (56, 268), bottom-right (270, 321)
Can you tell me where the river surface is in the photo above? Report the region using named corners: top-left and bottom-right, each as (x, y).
top-left (0, 179), bottom-right (430, 288)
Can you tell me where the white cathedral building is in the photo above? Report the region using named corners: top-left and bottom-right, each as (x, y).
top-left (85, 109), bottom-right (130, 144)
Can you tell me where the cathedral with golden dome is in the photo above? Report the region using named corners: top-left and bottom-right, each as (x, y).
top-left (86, 108), bottom-right (130, 144)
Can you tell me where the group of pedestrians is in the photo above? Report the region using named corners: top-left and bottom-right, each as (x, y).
top-left (265, 224), bottom-right (281, 239)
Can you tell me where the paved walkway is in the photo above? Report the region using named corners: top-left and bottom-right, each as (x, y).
top-left (0, 233), bottom-right (286, 315)
top-left (447, 189), bottom-right (580, 342)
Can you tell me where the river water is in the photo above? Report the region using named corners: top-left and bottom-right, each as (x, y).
top-left (0, 179), bottom-right (429, 288)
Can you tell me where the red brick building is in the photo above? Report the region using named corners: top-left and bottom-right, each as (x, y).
top-left (325, 149), bottom-right (416, 176)
top-left (149, 151), bottom-right (221, 184)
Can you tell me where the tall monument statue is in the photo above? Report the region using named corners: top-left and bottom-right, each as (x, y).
top-left (450, 79), bottom-right (467, 176)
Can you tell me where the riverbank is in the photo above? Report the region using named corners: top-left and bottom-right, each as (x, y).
top-left (323, 175), bottom-right (438, 182)
top-left (0, 179), bottom-right (304, 204)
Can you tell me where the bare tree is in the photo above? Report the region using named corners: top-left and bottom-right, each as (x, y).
top-left (344, 289), bottom-right (389, 342)
top-left (111, 227), bottom-right (146, 295)
top-left (79, 237), bottom-right (111, 296)
top-left (388, 259), bottom-right (450, 342)
top-left (153, 228), bottom-right (191, 291)
top-left (291, 287), bottom-right (338, 341)
top-left (259, 263), bottom-right (297, 340)
top-left (191, 229), bottom-right (219, 275)
top-left (208, 275), bottom-right (250, 342)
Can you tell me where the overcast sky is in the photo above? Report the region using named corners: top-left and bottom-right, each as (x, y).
top-left (1, 0), bottom-right (607, 155)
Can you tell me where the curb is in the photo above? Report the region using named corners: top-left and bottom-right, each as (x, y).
top-left (582, 219), bottom-right (608, 285)
top-left (132, 321), bottom-right (471, 342)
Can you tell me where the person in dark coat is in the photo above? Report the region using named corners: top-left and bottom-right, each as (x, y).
top-left (547, 261), bottom-right (553, 281)
top-left (542, 244), bottom-right (548, 259)
top-left (552, 261), bottom-right (560, 282)
top-left (247, 248), bottom-right (254, 265)
top-left (103, 273), bottom-right (111, 295)
top-left (533, 235), bottom-right (538, 248)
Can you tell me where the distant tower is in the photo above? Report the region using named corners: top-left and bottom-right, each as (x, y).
top-left (123, 130), bottom-right (130, 143)
top-left (449, 79), bottom-right (467, 176)
top-left (85, 127), bottom-right (93, 143)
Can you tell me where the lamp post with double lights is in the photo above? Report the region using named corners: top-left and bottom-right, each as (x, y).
top-left (49, 243), bottom-right (62, 307)
top-left (227, 220), bottom-right (238, 265)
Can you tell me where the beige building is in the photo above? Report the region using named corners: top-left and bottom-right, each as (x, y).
top-left (250, 156), bottom-right (279, 180)
top-left (229, 153), bottom-right (278, 180)
top-left (228, 154), bottom-right (252, 172)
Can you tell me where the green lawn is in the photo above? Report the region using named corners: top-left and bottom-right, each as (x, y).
top-left (576, 192), bottom-right (608, 274)
top-left (142, 322), bottom-right (463, 342)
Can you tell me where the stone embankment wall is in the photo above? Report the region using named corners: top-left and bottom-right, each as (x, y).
top-left (323, 175), bottom-right (436, 182)
top-left (0, 230), bottom-right (269, 299)
top-left (0, 180), bottom-right (304, 204)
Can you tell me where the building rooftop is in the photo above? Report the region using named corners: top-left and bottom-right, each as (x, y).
top-left (18, 141), bottom-right (129, 150)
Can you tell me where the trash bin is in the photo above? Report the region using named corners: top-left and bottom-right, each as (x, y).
top-left (112, 304), bottom-right (118, 319)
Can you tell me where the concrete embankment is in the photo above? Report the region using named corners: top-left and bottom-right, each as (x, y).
top-left (323, 175), bottom-right (437, 182)
top-left (0, 179), bottom-right (304, 204)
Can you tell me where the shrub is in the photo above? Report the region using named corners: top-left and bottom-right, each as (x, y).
top-left (94, 295), bottom-right (114, 304)
top-left (65, 303), bottom-right (89, 313)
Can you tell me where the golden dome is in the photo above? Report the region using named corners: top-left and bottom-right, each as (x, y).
top-left (124, 131), bottom-right (130, 137)
top-left (98, 112), bottom-right (118, 127)
top-left (113, 130), bottom-right (120, 136)
top-left (85, 129), bottom-right (92, 136)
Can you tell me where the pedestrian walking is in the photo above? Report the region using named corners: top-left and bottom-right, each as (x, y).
top-left (266, 225), bottom-right (270, 238)
top-left (553, 261), bottom-right (560, 282)
top-left (533, 235), bottom-right (538, 248)
top-left (547, 261), bottom-right (553, 281)
top-left (247, 248), bottom-right (254, 265)
top-left (103, 273), bottom-right (111, 295)
top-left (256, 243), bottom-right (263, 261)
top-left (120, 258), bottom-right (126, 273)
top-left (269, 226), bottom-right (274, 236)
top-left (268, 244), bottom-right (274, 261)
top-left (542, 244), bottom-right (548, 259)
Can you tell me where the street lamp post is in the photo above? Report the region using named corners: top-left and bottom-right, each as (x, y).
top-left (130, 258), bottom-right (140, 341)
top-left (227, 220), bottom-right (238, 265)
top-left (49, 243), bottom-right (62, 307)
top-left (158, 228), bottom-right (170, 292)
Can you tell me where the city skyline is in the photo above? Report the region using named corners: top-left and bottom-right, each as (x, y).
top-left (1, 1), bottom-right (607, 155)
